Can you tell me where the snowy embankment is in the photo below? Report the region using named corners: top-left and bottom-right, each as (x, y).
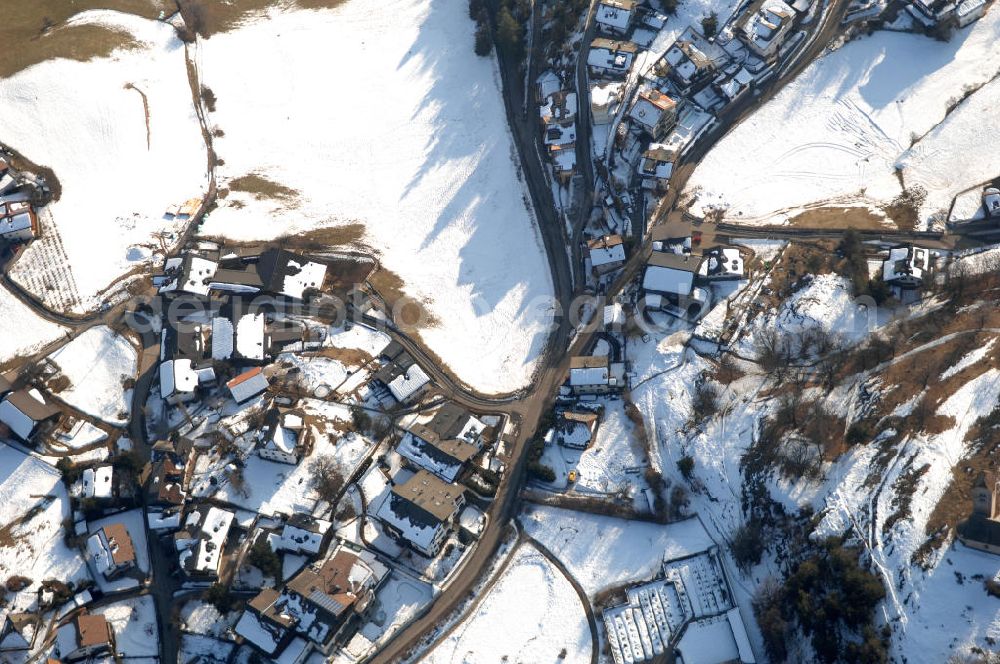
top-left (195, 0), bottom-right (553, 394)
top-left (421, 542), bottom-right (592, 663)
top-left (687, 9), bottom-right (1000, 226)
top-left (0, 10), bottom-right (207, 313)
top-left (0, 285), bottom-right (66, 363)
top-left (47, 325), bottom-right (137, 425)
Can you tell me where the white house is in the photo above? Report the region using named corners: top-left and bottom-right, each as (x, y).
top-left (387, 365), bottom-right (430, 403)
top-left (86, 523), bottom-right (137, 580)
top-left (0, 202), bottom-right (36, 243)
top-left (638, 145), bottom-right (676, 191)
top-left (742, 0), bottom-right (796, 59)
top-left (375, 470), bottom-right (465, 557)
top-left (642, 252), bottom-right (711, 319)
top-left (629, 89), bottom-right (678, 140)
top-left (259, 410), bottom-right (306, 464)
top-left (588, 38), bottom-right (638, 78)
top-left (160, 359), bottom-right (199, 405)
top-left (81, 466), bottom-right (114, 500)
top-left (591, 81), bottom-right (625, 125)
top-left (180, 506), bottom-right (235, 578)
top-left (568, 356), bottom-right (626, 394)
top-left (595, 0), bottom-right (636, 35)
top-left (158, 254), bottom-right (218, 297)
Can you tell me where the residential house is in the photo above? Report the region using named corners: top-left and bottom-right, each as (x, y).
top-left (159, 358), bottom-right (200, 405)
top-left (0, 612), bottom-right (32, 652)
top-left (86, 523), bottom-right (137, 581)
top-left (0, 389), bottom-right (60, 443)
top-left (983, 187), bottom-right (1000, 218)
top-left (628, 89), bottom-right (678, 140)
top-left (595, 0), bottom-right (636, 35)
top-left (536, 70), bottom-right (561, 102)
top-left (179, 506), bottom-right (235, 578)
top-left (638, 144), bottom-right (676, 192)
top-left (55, 614), bottom-right (114, 662)
top-left (591, 81), bottom-right (625, 125)
top-left (715, 67), bottom-right (755, 104)
top-left (260, 409), bottom-right (309, 464)
top-left (426, 403), bottom-right (487, 447)
top-left (0, 202), bottom-right (37, 243)
top-left (589, 235), bottom-right (627, 275)
top-left (142, 456), bottom-right (186, 507)
top-left (698, 247), bottom-right (744, 280)
top-left (958, 471), bottom-right (1000, 554)
top-left (568, 356), bottom-right (626, 395)
top-left (375, 470), bottom-right (465, 557)
top-left (159, 254), bottom-right (218, 297)
top-left (741, 0), bottom-right (796, 59)
top-left (650, 219), bottom-right (693, 253)
top-left (882, 245), bottom-right (930, 302)
top-left (236, 545), bottom-right (389, 657)
top-left (227, 367), bottom-right (270, 404)
top-left (588, 38), bottom-right (638, 78)
top-left (642, 252), bottom-right (710, 319)
top-left (396, 423), bottom-right (479, 483)
top-left (555, 410), bottom-right (601, 449)
top-left (80, 466), bottom-right (114, 501)
top-left (376, 362), bottom-right (430, 404)
top-left (540, 91), bottom-right (578, 180)
top-left (660, 40), bottom-right (716, 91)
top-left (212, 248), bottom-right (327, 300)
top-left (269, 515), bottom-right (332, 556)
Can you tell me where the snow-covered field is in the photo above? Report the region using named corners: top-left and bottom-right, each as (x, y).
top-left (96, 595), bottom-right (158, 660)
top-left (47, 325), bottom-right (137, 425)
top-left (0, 284), bottom-right (66, 363)
top-left (688, 10), bottom-right (1000, 226)
top-left (421, 542), bottom-right (592, 663)
top-left (0, 444), bottom-right (88, 592)
top-left (522, 505), bottom-right (715, 598)
top-left (194, 0), bottom-right (553, 393)
top-left (1, 11), bottom-right (207, 312)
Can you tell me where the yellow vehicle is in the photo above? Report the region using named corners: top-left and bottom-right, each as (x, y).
top-left (567, 469), bottom-right (578, 483)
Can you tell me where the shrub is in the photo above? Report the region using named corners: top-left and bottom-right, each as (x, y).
top-left (204, 583), bottom-right (236, 613)
top-left (200, 85), bottom-right (217, 112)
top-left (701, 11), bottom-right (719, 38)
top-left (309, 455), bottom-right (345, 505)
top-left (247, 538), bottom-right (281, 580)
top-left (5, 576), bottom-right (31, 592)
top-left (731, 520), bottom-right (765, 572)
top-left (677, 455), bottom-right (694, 480)
top-left (527, 461), bottom-right (556, 483)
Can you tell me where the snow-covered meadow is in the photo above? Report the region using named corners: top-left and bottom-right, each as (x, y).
top-left (688, 9), bottom-right (1000, 226)
top-left (47, 325), bottom-right (137, 425)
top-left (1, 11), bottom-right (207, 312)
top-left (0, 284), bottom-right (66, 363)
top-left (421, 542), bottom-right (592, 663)
top-left (195, 0), bottom-right (554, 393)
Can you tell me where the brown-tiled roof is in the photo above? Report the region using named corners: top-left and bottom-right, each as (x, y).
top-left (391, 470), bottom-right (464, 522)
top-left (4, 390), bottom-right (60, 422)
top-left (76, 614), bottom-right (110, 648)
top-left (102, 523), bottom-right (136, 566)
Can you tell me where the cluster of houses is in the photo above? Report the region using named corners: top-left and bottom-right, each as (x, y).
top-left (0, 155), bottom-right (46, 246)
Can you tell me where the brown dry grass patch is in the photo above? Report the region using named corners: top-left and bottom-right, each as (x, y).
top-left (311, 346), bottom-right (373, 368)
top-left (0, 1), bottom-right (164, 78)
top-left (178, 0), bottom-right (346, 38)
top-left (787, 206), bottom-right (891, 230)
top-left (228, 173), bottom-right (299, 202)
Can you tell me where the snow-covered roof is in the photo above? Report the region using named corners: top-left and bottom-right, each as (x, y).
top-left (643, 266), bottom-right (694, 295)
top-left (629, 91), bottom-right (675, 132)
top-left (536, 70), bottom-right (561, 99)
top-left (588, 39), bottom-right (637, 72)
top-left (604, 303), bottom-right (626, 327)
top-left (235, 610), bottom-right (282, 655)
top-left (882, 245), bottom-right (930, 283)
top-left (227, 367), bottom-right (269, 404)
top-left (236, 313), bottom-right (266, 360)
top-left (160, 359), bottom-right (198, 399)
top-left (388, 365), bottom-right (430, 402)
top-left (282, 258), bottom-right (327, 300)
top-left (81, 466), bottom-right (113, 500)
top-left (159, 255), bottom-right (218, 297)
top-left (0, 211), bottom-right (32, 237)
top-left (211, 317), bottom-right (234, 360)
top-left (270, 520), bottom-right (330, 556)
top-left (188, 507), bottom-right (234, 574)
top-left (0, 399), bottom-right (34, 440)
top-left (596, 0), bottom-right (635, 31)
top-left (590, 241), bottom-right (626, 267)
